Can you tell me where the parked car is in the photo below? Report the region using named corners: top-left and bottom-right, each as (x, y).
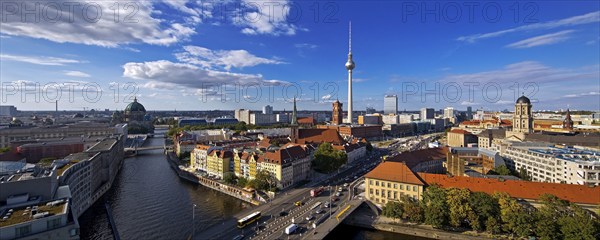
top-left (294, 201), bottom-right (303, 206)
top-left (306, 215), bottom-right (314, 221)
top-left (279, 211), bottom-right (288, 217)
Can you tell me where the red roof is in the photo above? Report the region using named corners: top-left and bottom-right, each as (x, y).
top-left (297, 117), bottom-right (316, 124)
top-left (449, 129), bottom-right (474, 135)
top-left (296, 129), bottom-right (344, 145)
top-left (259, 145), bottom-right (308, 165)
top-left (387, 147), bottom-right (449, 169)
top-left (417, 173), bottom-right (600, 205)
top-left (365, 162), bottom-right (424, 185)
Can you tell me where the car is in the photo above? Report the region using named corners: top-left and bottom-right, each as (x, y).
top-left (306, 215), bottom-right (314, 221)
top-left (338, 188), bottom-right (343, 192)
top-left (294, 201), bottom-right (303, 206)
top-left (343, 183), bottom-right (349, 187)
top-left (315, 209), bottom-right (324, 214)
top-left (335, 192), bottom-right (341, 197)
top-left (279, 211), bottom-right (288, 217)
top-left (332, 197), bottom-right (339, 202)
top-left (232, 235), bottom-right (245, 240)
top-left (324, 202), bottom-right (330, 208)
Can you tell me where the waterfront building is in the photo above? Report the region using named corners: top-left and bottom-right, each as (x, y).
top-left (0, 123), bottom-right (117, 148)
top-left (0, 198), bottom-right (76, 240)
top-left (446, 129), bottom-right (478, 147)
top-left (383, 95), bottom-right (398, 115)
top-left (257, 144), bottom-right (311, 189)
top-left (206, 150), bottom-right (233, 179)
top-left (364, 161), bottom-right (600, 209)
top-left (365, 162), bottom-right (425, 206)
top-left (190, 144), bottom-right (220, 172)
top-left (502, 144), bottom-right (600, 185)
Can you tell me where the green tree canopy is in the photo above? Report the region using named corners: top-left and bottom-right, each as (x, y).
top-left (422, 185), bottom-right (448, 228)
top-left (312, 142), bottom-right (347, 173)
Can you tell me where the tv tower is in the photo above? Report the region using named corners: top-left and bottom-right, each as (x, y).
top-left (345, 21), bottom-right (355, 124)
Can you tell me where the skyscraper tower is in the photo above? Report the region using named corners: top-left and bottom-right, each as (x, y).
top-left (290, 97), bottom-right (298, 142)
top-left (345, 21), bottom-right (355, 124)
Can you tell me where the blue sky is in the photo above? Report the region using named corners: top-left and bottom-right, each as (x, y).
top-left (1, 0), bottom-right (599, 112)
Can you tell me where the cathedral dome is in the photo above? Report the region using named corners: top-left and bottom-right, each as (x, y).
top-left (516, 95), bottom-right (531, 104)
top-left (125, 97), bottom-right (146, 112)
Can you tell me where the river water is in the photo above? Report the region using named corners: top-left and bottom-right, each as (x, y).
top-left (79, 131), bottom-right (424, 240)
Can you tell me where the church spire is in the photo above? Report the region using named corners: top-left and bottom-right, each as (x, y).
top-left (291, 97), bottom-right (298, 125)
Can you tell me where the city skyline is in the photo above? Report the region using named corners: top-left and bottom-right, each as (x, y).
top-left (1, 1), bottom-right (599, 112)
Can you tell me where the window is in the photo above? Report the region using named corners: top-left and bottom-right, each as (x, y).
top-left (47, 218), bottom-right (61, 229)
top-left (15, 225), bottom-right (31, 238)
top-left (387, 183), bottom-right (391, 188)
top-left (412, 186), bottom-right (417, 192)
top-left (375, 181), bottom-right (379, 186)
top-left (400, 184), bottom-right (404, 190)
top-left (369, 180), bottom-right (373, 185)
top-left (394, 184), bottom-right (397, 189)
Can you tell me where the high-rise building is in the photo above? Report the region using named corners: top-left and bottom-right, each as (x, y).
top-left (512, 95), bottom-right (533, 133)
top-left (234, 109), bottom-right (251, 124)
top-left (466, 106), bottom-right (473, 120)
top-left (420, 108), bottom-right (434, 120)
top-left (263, 105), bottom-right (273, 114)
top-left (443, 107), bottom-right (455, 119)
top-left (0, 105), bottom-right (17, 117)
top-left (332, 100), bottom-right (344, 125)
top-left (384, 95), bottom-right (398, 114)
top-left (366, 107), bottom-right (376, 114)
top-left (345, 21), bottom-right (355, 124)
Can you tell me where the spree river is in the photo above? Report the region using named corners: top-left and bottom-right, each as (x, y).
top-left (79, 131), bottom-right (424, 240)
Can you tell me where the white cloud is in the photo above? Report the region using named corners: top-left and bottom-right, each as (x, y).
top-left (64, 71), bottom-right (91, 78)
top-left (294, 43), bottom-right (318, 49)
top-left (441, 61), bottom-right (598, 85)
top-left (506, 30), bottom-right (574, 48)
top-left (457, 11), bottom-right (599, 43)
top-left (1, 54), bottom-right (82, 66)
top-left (0, 1), bottom-right (195, 47)
top-left (175, 45), bottom-right (284, 70)
top-left (563, 91), bottom-right (599, 98)
top-left (237, 0), bottom-right (305, 36)
top-left (460, 101), bottom-right (480, 106)
top-left (322, 94), bottom-right (332, 100)
top-left (122, 60), bottom-right (287, 89)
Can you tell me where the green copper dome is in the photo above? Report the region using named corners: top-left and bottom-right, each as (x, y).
top-left (125, 97), bottom-right (146, 112)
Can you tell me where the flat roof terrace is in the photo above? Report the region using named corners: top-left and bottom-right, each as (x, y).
top-left (0, 199), bottom-right (68, 227)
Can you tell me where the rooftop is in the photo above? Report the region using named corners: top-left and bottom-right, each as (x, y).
top-left (87, 138), bottom-right (118, 152)
top-left (365, 161), bottom-right (424, 185)
top-left (417, 173), bottom-right (600, 205)
top-left (386, 147), bottom-right (449, 169)
top-left (0, 199), bottom-right (68, 227)
top-left (528, 146), bottom-right (600, 163)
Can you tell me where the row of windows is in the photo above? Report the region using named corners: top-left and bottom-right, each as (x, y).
top-left (369, 179), bottom-right (419, 192)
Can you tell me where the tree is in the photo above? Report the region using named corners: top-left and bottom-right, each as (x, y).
top-left (490, 165), bottom-right (511, 175)
top-left (0, 147), bottom-right (10, 153)
top-left (254, 170), bottom-right (276, 191)
top-left (421, 185), bottom-right (448, 228)
top-left (446, 188), bottom-right (472, 228)
top-left (312, 143), bottom-right (347, 173)
top-left (382, 201), bottom-right (403, 219)
top-left (237, 177), bottom-right (248, 188)
top-left (558, 204), bottom-right (598, 240)
top-left (496, 192), bottom-right (533, 237)
top-left (469, 192), bottom-right (500, 232)
top-left (485, 216), bottom-right (502, 234)
top-left (517, 167), bottom-right (531, 181)
top-left (223, 172), bottom-right (237, 184)
top-left (401, 195), bottom-right (423, 223)
top-left (535, 194), bottom-right (569, 240)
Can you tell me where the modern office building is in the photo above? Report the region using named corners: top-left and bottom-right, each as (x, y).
top-left (234, 109), bottom-right (251, 124)
top-left (263, 105), bottom-right (273, 115)
top-left (0, 105), bottom-right (17, 117)
top-left (0, 123), bottom-right (118, 148)
top-left (420, 108), bottom-right (434, 120)
top-left (383, 95), bottom-right (398, 115)
top-left (502, 144), bottom-right (600, 186)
